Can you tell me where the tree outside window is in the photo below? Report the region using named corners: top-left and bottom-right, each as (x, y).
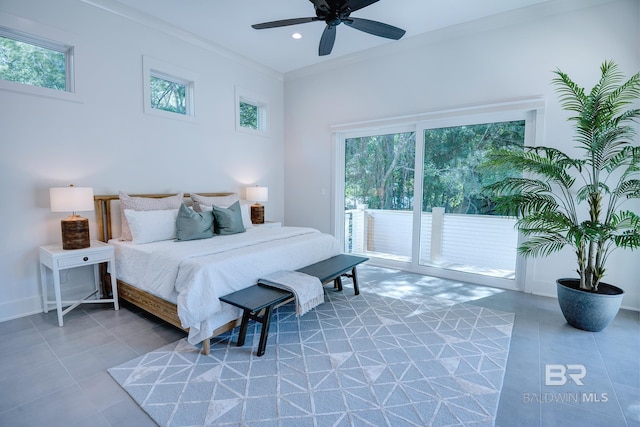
top-left (0, 33), bottom-right (69, 91)
top-left (150, 74), bottom-right (186, 114)
top-left (239, 101), bottom-right (259, 130)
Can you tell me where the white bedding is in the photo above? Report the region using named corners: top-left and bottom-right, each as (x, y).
top-left (110, 226), bottom-right (341, 344)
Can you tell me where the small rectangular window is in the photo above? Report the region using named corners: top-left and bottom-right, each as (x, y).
top-left (150, 74), bottom-right (187, 115)
top-left (0, 28), bottom-right (72, 92)
top-left (239, 101), bottom-right (259, 130)
top-left (143, 56), bottom-right (196, 121)
top-left (235, 87), bottom-right (268, 135)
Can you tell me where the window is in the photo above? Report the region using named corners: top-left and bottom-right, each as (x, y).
top-left (344, 130), bottom-right (416, 261)
top-left (418, 120), bottom-right (525, 279)
top-left (143, 56), bottom-right (196, 120)
top-left (335, 99), bottom-right (543, 290)
top-left (150, 73), bottom-right (187, 114)
top-left (239, 101), bottom-right (259, 130)
top-left (0, 27), bottom-right (73, 93)
top-left (235, 87), bottom-right (268, 135)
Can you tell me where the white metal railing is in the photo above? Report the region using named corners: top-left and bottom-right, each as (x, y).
top-left (345, 208), bottom-right (518, 278)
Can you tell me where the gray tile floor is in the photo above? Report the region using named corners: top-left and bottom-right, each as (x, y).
top-left (0, 265), bottom-right (638, 427)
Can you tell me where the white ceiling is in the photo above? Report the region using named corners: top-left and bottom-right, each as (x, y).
top-left (108, 0), bottom-right (554, 74)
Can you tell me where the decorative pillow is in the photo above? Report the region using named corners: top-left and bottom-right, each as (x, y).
top-left (195, 198), bottom-right (253, 229)
top-left (191, 193), bottom-right (238, 212)
top-left (124, 209), bottom-right (179, 244)
top-left (212, 201), bottom-right (246, 235)
top-left (200, 202), bottom-right (254, 229)
top-left (175, 203), bottom-right (214, 241)
top-left (119, 192), bottom-right (183, 241)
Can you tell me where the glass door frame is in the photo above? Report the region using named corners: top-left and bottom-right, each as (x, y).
top-left (332, 100), bottom-right (543, 291)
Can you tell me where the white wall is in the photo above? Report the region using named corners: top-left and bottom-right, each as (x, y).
top-left (283, 0), bottom-right (640, 309)
top-left (0, 0), bottom-right (285, 321)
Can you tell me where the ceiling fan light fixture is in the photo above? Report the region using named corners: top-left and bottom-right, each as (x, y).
top-left (251, 0), bottom-right (405, 56)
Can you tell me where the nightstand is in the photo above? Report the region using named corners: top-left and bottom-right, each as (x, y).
top-left (39, 240), bottom-right (118, 326)
top-left (253, 221), bottom-right (282, 228)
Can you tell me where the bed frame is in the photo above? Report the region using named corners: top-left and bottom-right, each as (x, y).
top-left (94, 192), bottom-right (239, 355)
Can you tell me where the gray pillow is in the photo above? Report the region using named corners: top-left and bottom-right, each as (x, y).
top-left (176, 203), bottom-right (214, 241)
top-left (212, 201), bottom-right (246, 235)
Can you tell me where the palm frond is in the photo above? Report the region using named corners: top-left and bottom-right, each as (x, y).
top-left (614, 179), bottom-right (640, 199)
top-left (552, 69), bottom-right (586, 114)
top-left (611, 210), bottom-right (640, 249)
top-left (518, 234), bottom-right (570, 258)
top-left (517, 210), bottom-right (575, 231)
top-left (605, 68), bottom-right (640, 114)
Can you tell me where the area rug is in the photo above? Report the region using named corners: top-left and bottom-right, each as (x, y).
top-left (108, 290), bottom-right (514, 426)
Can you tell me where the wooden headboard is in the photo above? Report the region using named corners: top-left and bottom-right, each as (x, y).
top-left (94, 193), bottom-right (234, 242)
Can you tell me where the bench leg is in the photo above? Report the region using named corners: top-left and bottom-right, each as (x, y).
top-left (352, 267), bottom-right (360, 295)
top-left (335, 276), bottom-right (343, 291)
top-left (256, 306), bottom-right (273, 357)
top-left (237, 309), bottom-right (251, 347)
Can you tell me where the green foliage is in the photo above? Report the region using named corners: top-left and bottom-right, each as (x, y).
top-left (345, 132), bottom-right (415, 210)
top-left (483, 61), bottom-right (640, 291)
top-left (344, 121), bottom-right (525, 214)
top-left (424, 121), bottom-right (525, 214)
top-left (240, 101), bottom-right (259, 129)
top-left (0, 35), bottom-right (66, 90)
top-left (150, 76), bottom-right (186, 114)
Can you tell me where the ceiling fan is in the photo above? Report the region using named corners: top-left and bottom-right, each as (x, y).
top-left (252, 0), bottom-right (406, 56)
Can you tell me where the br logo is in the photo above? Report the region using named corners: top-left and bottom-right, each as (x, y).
top-left (545, 364), bottom-right (586, 386)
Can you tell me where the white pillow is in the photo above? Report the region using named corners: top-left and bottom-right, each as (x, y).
top-left (190, 193), bottom-right (239, 212)
top-left (119, 192), bottom-right (183, 241)
top-left (123, 209), bottom-right (179, 244)
top-left (200, 202), bottom-right (254, 229)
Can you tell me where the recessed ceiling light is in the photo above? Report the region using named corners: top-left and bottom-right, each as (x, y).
top-left (292, 33), bottom-right (302, 40)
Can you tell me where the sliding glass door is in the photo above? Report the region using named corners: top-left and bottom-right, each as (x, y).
top-left (339, 110), bottom-right (531, 289)
top-left (343, 130), bottom-right (416, 262)
top-left (418, 120), bottom-right (525, 280)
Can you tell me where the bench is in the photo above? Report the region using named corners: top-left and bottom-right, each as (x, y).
top-left (296, 254), bottom-right (368, 295)
top-left (219, 254), bottom-right (368, 356)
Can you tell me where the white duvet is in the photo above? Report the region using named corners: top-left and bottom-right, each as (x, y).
top-left (110, 227), bottom-right (341, 344)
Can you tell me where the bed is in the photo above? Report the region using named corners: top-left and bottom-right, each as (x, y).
top-left (94, 192), bottom-right (341, 354)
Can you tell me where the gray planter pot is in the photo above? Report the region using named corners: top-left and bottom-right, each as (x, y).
top-left (556, 278), bottom-right (625, 332)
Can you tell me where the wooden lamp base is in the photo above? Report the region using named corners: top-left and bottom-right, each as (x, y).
top-left (61, 215), bottom-right (90, 249)
top-left (251, 204), bottom-right (265, 224)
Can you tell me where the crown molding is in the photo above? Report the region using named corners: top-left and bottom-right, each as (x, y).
top-left (80, 0), bottom-right (283, 82)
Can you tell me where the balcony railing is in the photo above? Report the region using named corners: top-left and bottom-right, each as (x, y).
top-left (345, 207), bottom-right (518, 279)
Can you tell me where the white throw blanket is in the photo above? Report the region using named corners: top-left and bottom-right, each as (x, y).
top-left (259, 270), bottom-right (325, 316)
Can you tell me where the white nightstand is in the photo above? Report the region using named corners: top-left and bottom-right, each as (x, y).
top-left (39, 240), bottom-right (119, 326)
top-left (253, 221), bottom-right (282, 228)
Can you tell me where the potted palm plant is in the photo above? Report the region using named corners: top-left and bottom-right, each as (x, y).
top-left (484, 60), bottom-right (640, 331)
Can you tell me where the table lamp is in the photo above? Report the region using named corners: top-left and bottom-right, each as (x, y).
top-left (50, 185), bottom-right (94, 249)
top-left (246, 186), bottom-right (268, 224)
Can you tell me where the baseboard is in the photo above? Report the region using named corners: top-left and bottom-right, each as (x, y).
top-left (0, 282), bottom-right (99, 323)
top-left (0, 295), bottom-right (44, 322)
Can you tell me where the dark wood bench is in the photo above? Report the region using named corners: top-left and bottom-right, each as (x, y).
top-left (219, 254), bottom-right (368, 356)
top-left (297, 254), bottom-right (368, 295)
top-left (219, 284), bottom-right (293, 357)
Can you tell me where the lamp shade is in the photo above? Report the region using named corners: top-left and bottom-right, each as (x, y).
top-left (50, 186), bottom-right (94, 213)
top-left (246, 186), bottom-right (268, 203)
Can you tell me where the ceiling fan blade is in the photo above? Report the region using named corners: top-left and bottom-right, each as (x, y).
top-left (344, 0), bottom-right (380, 13)
top-left (319, 25), bottom-right (337, 56)
top-left (344, 17), bottom-right (406, 40)
top-left (252, 17), bottom-right (317, 30)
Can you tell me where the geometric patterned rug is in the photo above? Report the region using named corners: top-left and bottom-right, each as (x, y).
top-left (108, 290), bottom-right (514, 426)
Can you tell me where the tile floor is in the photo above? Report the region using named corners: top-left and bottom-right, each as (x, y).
top-left (0, 265), bottom-right (638, 427)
